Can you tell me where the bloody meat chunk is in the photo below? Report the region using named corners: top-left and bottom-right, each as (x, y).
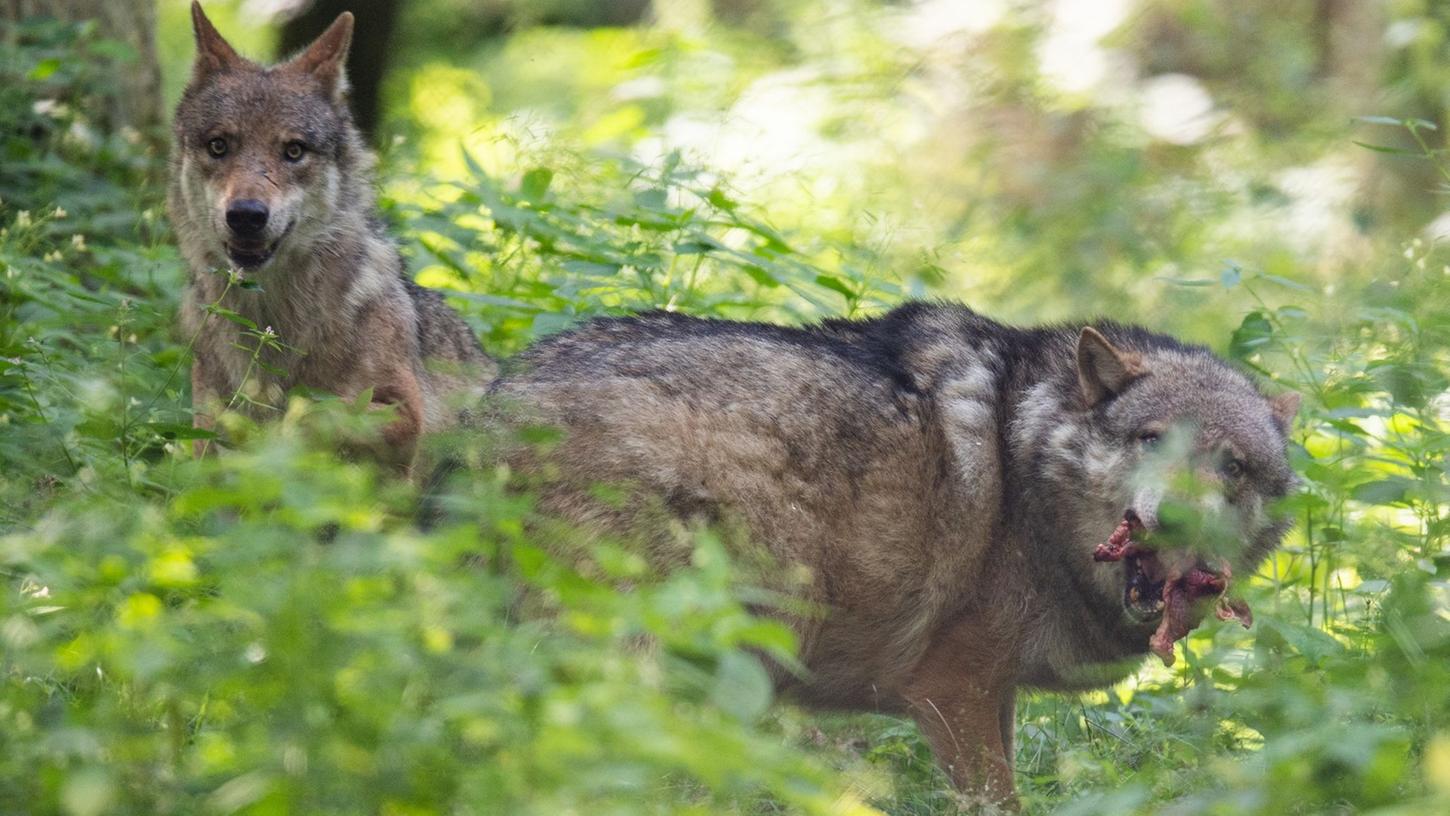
top-left (1093, 519), bottom-right (1137, 562)
top-left (1094, 520), bottom-right (1253, 667)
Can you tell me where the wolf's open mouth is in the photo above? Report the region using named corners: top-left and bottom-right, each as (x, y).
top-left (225, 221), bottom-right (293, 269)
top-left (1123, 551), bottom-right (1167, 620)
top-left (1097, 521), bottom-right (1167, 620)
top-left (1093, 517), bottom-right (1252, 666)
top-left (226, 241), bottom-right (277, 269)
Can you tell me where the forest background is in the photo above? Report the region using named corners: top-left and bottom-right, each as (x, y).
top-left (4, 1), bottom-right (1450, 813)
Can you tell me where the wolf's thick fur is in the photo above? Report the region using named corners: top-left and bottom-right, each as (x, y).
top-left (492, 301), bottom-right (1298, 803)
top-left (169, 4), bottom-right (494, 467)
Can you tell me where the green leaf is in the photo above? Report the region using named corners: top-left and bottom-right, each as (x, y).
top-left (520, 167), bottom-right (553, 201)
top-left (743, 266), bottom-right (780, 288)
top-left (1256, 617), bottom-right (1345, 662)
top-left (146, 422), bottom-right (216, 441)
top-left (1352, 141), bottom-right (1418, 156)
top-left (706, 187), bottom-right (738, 212)
top-left (461, 147), bottom-right (489, 180)
top-left (813, 274), bottom-right (856, 299)
top-left (1229, 311), bottom-right (1273, 360)
top-left (1256, 273), bottom-right (1313, 291)
top-left (1353, 115), bottom-right (1405, 127)
top-left (710, 650), bottom-right (773, 722)
top-left (1352, 478), bottom-right (1411, 505)
top-left (205, 305), bottom-right (258, 331)
top-left (28, 58), bottom-right (61, 81)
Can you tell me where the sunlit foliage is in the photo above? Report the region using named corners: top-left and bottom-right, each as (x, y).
top-left (5, 2), bottom-right (1450, 814)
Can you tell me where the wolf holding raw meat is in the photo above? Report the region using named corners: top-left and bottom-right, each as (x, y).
top-left (488, 302), bottom-right (1299, 805)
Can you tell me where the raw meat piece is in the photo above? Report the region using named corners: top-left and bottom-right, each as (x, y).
top-left (1095, 520), bottom-right (1253, 666)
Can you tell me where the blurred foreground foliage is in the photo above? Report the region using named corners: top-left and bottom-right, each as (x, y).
top-left (4, 4), bottom-right (1450, 815)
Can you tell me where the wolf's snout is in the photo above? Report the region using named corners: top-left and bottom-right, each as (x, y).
top-left (226, 199), bottom-right (270, 237)
top-left (1123, 508), bottom-right (1147, 531)
top-left (1124, 506), bottom-right (1167, 535)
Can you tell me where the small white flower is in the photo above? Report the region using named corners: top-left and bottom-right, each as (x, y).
top-left (15, 211), bottom-right (31, 228)
top-left (71, 234), bottom-right (86, 252)
top-left (52, 207), bottom-right (66, 219)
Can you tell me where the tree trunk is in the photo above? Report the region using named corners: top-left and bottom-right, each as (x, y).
top-left (280, 0), bottom-right (401, 140)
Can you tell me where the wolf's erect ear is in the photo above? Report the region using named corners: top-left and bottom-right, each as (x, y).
top-left (1076, 327), bottom-right (1145, 406)
top-left (190, 2), bottom-right (244, 80)
top-left (1268, 391), bottom-right (1300, 434)
top-left (285, 12), bottom-right (354, 101)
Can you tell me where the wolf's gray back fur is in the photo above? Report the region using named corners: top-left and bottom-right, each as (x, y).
top-left (169, 4), bottom-right (493, 462)
top-left (491, 301), bottom-right (1297, 798)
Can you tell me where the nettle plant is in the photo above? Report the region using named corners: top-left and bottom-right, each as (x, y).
top-left (389, 148), bottom-right (911, 354)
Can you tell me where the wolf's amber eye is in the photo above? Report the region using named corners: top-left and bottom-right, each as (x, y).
top-left (206, 137), bottom-right (228, 158)
top-left (283, 142), bottom-right (306, 162)
top-left (1221, 458), bottom-right (1246, 479)
top-left (1137, 430), bottom-right (1160, 448)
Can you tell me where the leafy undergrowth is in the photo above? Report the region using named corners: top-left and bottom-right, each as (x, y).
top-left (5, 16), bottom-right (1450, 816)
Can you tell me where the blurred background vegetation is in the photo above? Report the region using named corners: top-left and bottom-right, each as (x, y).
top-left (4, 0), bottom-right (1450, 813)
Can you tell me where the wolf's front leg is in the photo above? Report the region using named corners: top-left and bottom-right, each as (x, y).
top-left (902, 617), bottom-right (1018, 809)
top-left (367, 373), bottom-right (424, 474)
top-left (190, 356), bottom-right (223, 458)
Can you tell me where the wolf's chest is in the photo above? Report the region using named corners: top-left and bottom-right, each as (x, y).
top-left (203, 297), bottom-right (361, 410)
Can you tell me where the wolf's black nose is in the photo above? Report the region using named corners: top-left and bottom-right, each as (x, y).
top-left (226, 199), bottom-right (269, 236)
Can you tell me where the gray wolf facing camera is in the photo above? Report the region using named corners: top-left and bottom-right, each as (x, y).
top-left (169, 3), bottom-right (494, 470)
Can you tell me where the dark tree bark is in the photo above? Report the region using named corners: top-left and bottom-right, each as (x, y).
top-left (279, 0), bottom-right (401, 140)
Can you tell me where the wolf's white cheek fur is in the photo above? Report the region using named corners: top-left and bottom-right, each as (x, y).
top-left (289, 163), bottom-right (341, 251)
top-left (1081, 439), bottom-right (1125, 491)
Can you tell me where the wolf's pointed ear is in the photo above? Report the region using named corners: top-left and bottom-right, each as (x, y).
top-left (1076, 327), bottom-right (1145, 406)
top-left (286, 12), bottom-right (354, 101)
top-left (190, 2), bottom-right (244, 80)
top-left (1268, 391), bottom-right (1300, 434)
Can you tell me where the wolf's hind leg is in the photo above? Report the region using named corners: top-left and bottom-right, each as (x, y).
top-left (999, 693), bottom-right (1016, 768)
